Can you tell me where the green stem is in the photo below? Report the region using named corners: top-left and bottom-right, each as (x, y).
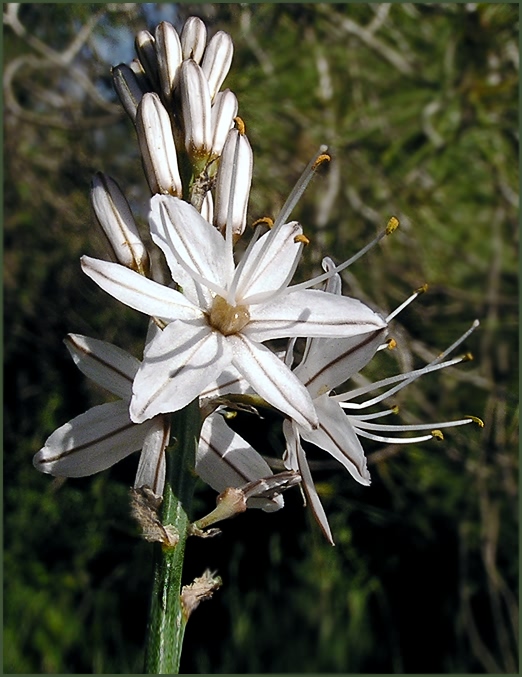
top-left (144, 399), bottom-right (201, 674)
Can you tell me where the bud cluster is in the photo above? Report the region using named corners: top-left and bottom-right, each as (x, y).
top-left (109, 17), bottom-right (252, 245)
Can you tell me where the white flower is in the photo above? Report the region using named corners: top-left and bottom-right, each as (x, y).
top-left (33, 334), bottom-right (285, 512)
top-left (81, 196), bottom-right (386, 429)
top-left (283, 260), bottom-right (481, 544)
top-left (33, 334), bottom-right (169, 497)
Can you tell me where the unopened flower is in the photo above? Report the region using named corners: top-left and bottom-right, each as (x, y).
top-left (210, 89), bottom-right (238, 160)
top-left (213, 126), bottom-right (252, 238)
top-left (154, 21), bottom-right (182, 104)
top-left (91, 172), bottom-right (150, 275)
top-left (136, 92), bottom-right (182, 197)
top-left (200, 30), bottom-right (234, 101)
top-left (179, 59), bottom-right (212, 161)
top-left (135, 29), bottom-right (160, 91)
top-left (111, 63), bottom-right (147, 122)
top-left (180, 16), bottom-right (207, 63)
top-left (81, 195), bottom-right (386, 429)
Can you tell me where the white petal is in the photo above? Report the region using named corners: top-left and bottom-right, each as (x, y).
top-left (200, 366), bottom-right (249, 399)
top-left (296, 438), bottom-right (335, 545)
top-left (33, 400), bottom-right (151, 477)
top-left (65, 334), bottom-right (138, 399)
top-left (228, 334), bottom-right (318, 430)
top-left (300, 395), bottom-right (371, 485)
top-left (198, 414), bottom-right (283, 512)
top-left (293, 329), bottom-right (386, 398)
top-left (246, 289), bottom-right (387, 341)
top-left (234, 221), bottom-right (303, 302)
top-left (149, 195), bottom-right (232, 306)
top-left (200, 30), bottom-right (234, 100)
top-left (130, 323), bottom-right (231, 423)
top-left (81, 256), bottom-right (203, 323)
top-left (180, 16), bottom-right (207, 63)
top-left (134, 415), bottom-right (170, 496)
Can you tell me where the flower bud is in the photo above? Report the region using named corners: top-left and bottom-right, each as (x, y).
top-left (180, 16), bottom-right (207, 63)
top-left (154, 21), bottom-right (182, 103)
top-left (200, 30), bottom-right (234, 100)
top-left (91, 172), bottom-right (150, 274)
top-left (111, 63), bottom-right (146, 122)
top-left (210, 89), bottom-right (238, 160)
top-left (179, 59), bottom-right (212, 161)
top-left (135, 30), bottom-right (160, 91)
top-left (136, 92), bottom-right (182, 197)
top-left (214, 126), bottom-right (253, 238)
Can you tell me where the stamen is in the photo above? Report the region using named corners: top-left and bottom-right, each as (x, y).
top-left (312, 153), bottom-right (331, 170)
top-left (252, 216), bottom-right (274, 229)
top-left (285, 220), bottom-right (396, 295)
top-left (336, 355), bottom-right (467, 407)
top-left (386, 216), bottom-right (400, 234)
top-left (272, 145), bottom-right (329, 233)
top-left (386, 283), bottom-right (428, 322)
top-left (353, 416), bottom-right (481, 432)
top-left (234, 115), bottom-right (246, 135)
top-left (353, 427), bottom-right (439, 444)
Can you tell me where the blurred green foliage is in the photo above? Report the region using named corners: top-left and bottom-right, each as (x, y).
top-left (4, 3), bottom-right (518, 673)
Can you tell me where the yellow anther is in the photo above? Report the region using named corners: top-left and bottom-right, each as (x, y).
top-left (414, 283), bottom-right (429, 295)
top-left (312, 153), bottom-right (331, 170)
top-left (390, 405), bottom-right (400, 415)
top-left (294, 234), bottom-right (310, 245)
top-left (462, 352), bottom-right (474, 362)
top-left (431, 430), bottom-right (444, 441)
top-left (252, 216), bottom-right (274, 229)
top-left (386, 216), bottom-right (400, 235)
top-left (234, 116), bottom-right (246, 135)
top-left (386, 338), bottom-right (397, 350)
top-left (466, 415), bottom-right (485, 428)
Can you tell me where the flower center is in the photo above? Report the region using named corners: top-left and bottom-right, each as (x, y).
top-left (209, 295), bottom-right (250, 336)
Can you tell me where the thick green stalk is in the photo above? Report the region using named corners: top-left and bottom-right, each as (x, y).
top-left (144, 399), bottom-right (201, 674)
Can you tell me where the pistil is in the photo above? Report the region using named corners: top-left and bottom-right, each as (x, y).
top-left (209, 295), bottom-right (250, 335)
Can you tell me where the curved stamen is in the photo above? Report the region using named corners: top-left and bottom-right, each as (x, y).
top-left (272, 145), bottom-right (329, 234)
top-left (353, 428), bottom-right (439, 444)
top-left (386, 284), bottom-right (428, 323)
top-left (352, 416), bottom-right (481, 432)
top-left (336, 355), bottom-right (468, 408)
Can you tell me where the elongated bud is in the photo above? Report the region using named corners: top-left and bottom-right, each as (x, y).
top-left (179, 59), bottom-right (212, 161)
top-left (154, 21), bottom-right (182, 103)
top-left (91, 172), bottom-right (150, 274)
top-left (134, 30), bottom-right (160, 91)
top-left (111, 63), bottom-right (147, 122)
top-left (214, 126), bottom-right (253, 238)
top-left (180, 16), bottom-right (207, 63)
top-left (210, 89), bottom-right (238, 160)
top-left (200, 30), bottom-right (234, 100)
top-left (136, 92), bottom-right (182, 197)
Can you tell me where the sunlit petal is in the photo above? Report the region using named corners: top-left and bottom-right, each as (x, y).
top-left (65, 334), bottom-right (139, 399)
top-left (246, 289), bottom-right (386, 341)
top-left (130, 322), bottom-right (230, 423)
top-left (81, 256), bottom-right (202, 322)
top-left (198, 413), bottom-right (283, 512)
top-left (33, 400), bottom-right (152, 477)
top-left (229, 334), bottom-right (318, 430)
top-left (300, 395), bottom-right (371, 486)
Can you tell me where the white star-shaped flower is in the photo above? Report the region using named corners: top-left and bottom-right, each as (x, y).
top-left (81, 196), bottom-right (386, 429)
top-left (33, 333), bottom-right (287, 512)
